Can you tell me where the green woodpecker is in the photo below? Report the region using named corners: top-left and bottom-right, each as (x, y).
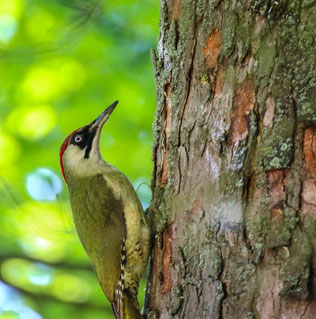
top-left (59, 101), bottom-right (150, 319)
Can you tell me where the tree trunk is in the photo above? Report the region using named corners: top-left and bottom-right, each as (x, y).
top-left (145, 0), bottom-right (316, 318)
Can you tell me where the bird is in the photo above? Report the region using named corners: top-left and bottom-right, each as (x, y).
top-left (59, 101), bottom-right (150, 319)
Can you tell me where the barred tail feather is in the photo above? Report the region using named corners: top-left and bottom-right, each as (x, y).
top-left (124, 289), bottom-right (142, 319)
top-left (111, 304), bottom-right (121, 319)
top-left (112, 292), bottom-right (124, 319)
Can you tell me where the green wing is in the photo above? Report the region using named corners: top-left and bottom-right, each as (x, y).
top-left (69, 173), bottom-right (126, 312)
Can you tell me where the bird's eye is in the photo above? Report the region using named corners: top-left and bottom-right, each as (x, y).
top-left (74, 135), bottom-right (82, 143)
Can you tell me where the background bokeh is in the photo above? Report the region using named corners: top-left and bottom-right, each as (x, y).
top-left (0, 0), bottom-right (158, 318)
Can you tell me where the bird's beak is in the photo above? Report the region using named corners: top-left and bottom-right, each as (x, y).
top-left (89, 100), bottom-right (118, 132)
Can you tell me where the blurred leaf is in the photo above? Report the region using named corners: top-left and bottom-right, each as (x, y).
top-left (6, 105), bottom-right (57, 140)
top-left (0, 0), bottom-right (158, 318)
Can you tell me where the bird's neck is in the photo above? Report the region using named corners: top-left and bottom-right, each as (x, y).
top-left (63, 152), bottom-right (111, 184)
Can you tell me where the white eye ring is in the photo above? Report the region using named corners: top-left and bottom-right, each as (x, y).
top-left (74, 135), bottom-right (82, 143)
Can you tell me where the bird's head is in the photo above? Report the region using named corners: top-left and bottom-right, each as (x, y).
top-left (60, 100), bottom-right (118, 184)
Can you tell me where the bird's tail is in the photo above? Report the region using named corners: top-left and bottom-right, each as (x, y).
top-left (124, 289), bottom-right (142, 319)
top-left (112, 289), bottom-right (141, 319)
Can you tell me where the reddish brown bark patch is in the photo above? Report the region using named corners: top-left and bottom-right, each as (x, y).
top-left (164, 84), bottom-right (172, 136)
top-left (242, 51), bottom-right (251, 66)
top-left (162, 226), bottom-right (173, 294)
top-left (160, 84), bottom-right (172, 185)
top-left (214, 67), bottom-right (224, 98)
top-left (160, 150), bottom-right (169, 185)
top-left (267, 169), bottom-right (288, 208)
top-left (302, 180), bottom-right (316, 206)
top-left (303, 128), bottom-right (316, 179)
top-left (302, 180), bottom-right (316, 217)
top-left (203, 29), bottom-right (221, 68)
top-left (302, 128), bottom-right (316, 217)
top-left (229, 78), bottom-right (256, 147)
top-left (172, 0), bottom-right (181, 20)
top-left (271, 207), bottom-right (283, 221)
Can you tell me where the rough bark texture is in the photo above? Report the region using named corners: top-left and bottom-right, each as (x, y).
top-left (145, 0), bottom-right (316, 318)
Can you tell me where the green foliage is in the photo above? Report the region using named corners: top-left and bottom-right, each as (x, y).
top-left (0, 0), bottom-right (158, 318)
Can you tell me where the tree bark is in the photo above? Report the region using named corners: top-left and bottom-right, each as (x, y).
top-left (145, 0), bottom-right (316, 318)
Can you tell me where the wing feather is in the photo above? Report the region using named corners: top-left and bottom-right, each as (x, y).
top-left (69, 173), bottom-right (127, 311)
